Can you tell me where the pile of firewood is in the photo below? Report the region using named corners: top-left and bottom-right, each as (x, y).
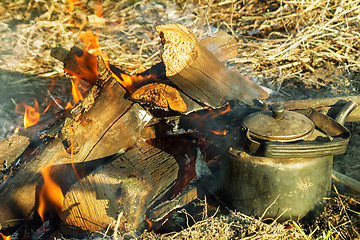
top-left (1, 23), bottom-right (360, 238)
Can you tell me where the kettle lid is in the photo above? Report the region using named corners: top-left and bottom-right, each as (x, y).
top-left (242, 103), bottom-right (314, 142)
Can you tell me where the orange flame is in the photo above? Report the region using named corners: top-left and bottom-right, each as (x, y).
top-left (0, 233), bottom-right (10, 240)
top-left (210, 130), bottom-right (228, 135)
top-left (204, 105), bottom-right (231, 118)
top-left (64, 102), bottom-right (74, 110)
top-left (15, 100), bottom-right (50, 128)
top-left (94, 0), bottom-right (104, 18)
top-left (61, 79), bottom-right (84, 110)
top-left (79, 31), bottom-right (102, 56)
top-left (37, 166), bottom-right (64, 223)
top-left (71, 79), bottom-right (83, 104)
top-left (63, 31), bottom-right (102, 85)
top-left (114, 73), bottom-right (152, 93)
top-left (119, 73), bottom-right (132, 88)
top-left (65, 51), bottom-right (98, 85)
top-left (145, 218), bottom-right (153, 231)
top-left (23, 100), bottom-right (40, 128)
top-left (76, 31), bottom-right (152, 92)
top-left (66, 0), bottom-right (79, 13)
top-left (127, 62), bottom-right (146, 74)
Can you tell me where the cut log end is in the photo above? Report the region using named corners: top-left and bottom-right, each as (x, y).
top-left (157, 24), bottom-right (198, 77)
top-left (131, 83), bottom-right (187, 113)
top-left (157, 23), bottom-right (269, 107)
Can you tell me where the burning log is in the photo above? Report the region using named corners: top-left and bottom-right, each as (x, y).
top-left (0, 56), bottom-right (151, 230)
top-left (2, 22), bottom-right (360, 238)
top-left (156, 23), bottom-right (269, 108)
top-left (51, 30), bottom-right (240, 115)
top-left (0, 29), bottom-right (240, 234)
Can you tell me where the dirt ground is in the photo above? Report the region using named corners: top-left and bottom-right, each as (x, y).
top-left (0, 0), bottom-right (360, 239)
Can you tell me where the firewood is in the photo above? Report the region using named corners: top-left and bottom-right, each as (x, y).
top-left (61, 141), bottom-right (180, 234)
top-left (58, 56), bottom-right (151, 162)
top-left (199, 30), bottom-right (238, 62)
top-left (156, 23), bottom-right (269, 108)
top-left (0, 134), bottom-right (29, 170)
top-left (51, 30), bottom-right (237, 90)
top-left (128, 31), bottom-right (239, 113)
top-left (0, 56), bottom-right (151, 230)
top-left (130, 83), bottom-right (187, 113)
top-left (0, 30), bottom-right (240, 231)
top-left (0, 109), bottom-right (69, 170)
top-left (51, 30), bottom-right (239, 114)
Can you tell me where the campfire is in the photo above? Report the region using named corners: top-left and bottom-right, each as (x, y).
top-left (1, 3), bottom-right (360, 238)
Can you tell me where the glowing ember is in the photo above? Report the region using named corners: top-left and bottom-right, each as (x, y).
top-left (37, 166), bottom-right (64, 223)
top-left (15, 100), bottom-right (50, 128)
top-left (0, 233), bottom-right (10, 240)
top-left (210, 130), bottom-right (228, 135)
top-left (71, 79), bottom-right (83, 104)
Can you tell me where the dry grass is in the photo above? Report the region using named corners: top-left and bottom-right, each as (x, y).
top-left (1, 0), bottom-right (360, 239)
top-left (1, 0), bottom-right (360, 95)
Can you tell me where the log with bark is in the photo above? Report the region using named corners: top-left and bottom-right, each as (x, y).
top-left (0, 56), bottom-right (152, 230)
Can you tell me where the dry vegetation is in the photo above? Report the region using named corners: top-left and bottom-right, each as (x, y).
top-left (0, 0), bottom-right (360, 239)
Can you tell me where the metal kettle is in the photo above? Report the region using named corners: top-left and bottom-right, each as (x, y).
top-left (221, 102), bottom-right (355, 221)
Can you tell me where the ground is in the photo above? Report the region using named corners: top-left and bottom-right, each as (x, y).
top-left (0, 0), bottom-right (359, 239)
